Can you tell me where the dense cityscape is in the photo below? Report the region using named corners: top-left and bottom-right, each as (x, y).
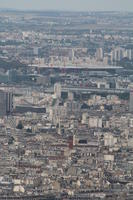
top-left (0, 9), bottom-right (133, 200)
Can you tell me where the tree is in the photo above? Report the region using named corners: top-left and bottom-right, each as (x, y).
top-left (16, 121), bottom-right (23, 130)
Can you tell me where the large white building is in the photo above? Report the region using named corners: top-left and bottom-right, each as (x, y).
top-left (96, 48), bottom-right (104, 61)
top-left (54, 83), bottom-right (62, 99)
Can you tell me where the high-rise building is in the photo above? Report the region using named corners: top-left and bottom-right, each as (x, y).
top-left (33, 47), bottom-right (39, 56)
top-left (0, 90), bottom-right (13, 117)
top-left (111, 48), bottom-right (125, 62)
top-left (68, 135), bottom-right (75, 149)
top-left (54, 83), bottom-right (61, 98)
top-left (6, 92), bottom-right (13, 115)
top-left (69, 49), bottom-right (75, 62)
top-left (126, 49), bottom-right (132, 60)
top-left (129, 91), bottom-right (133, 112)
top-left (96, 48), bottom-right (103, 61)
top-left (68, 92), bottom-right (74, 101)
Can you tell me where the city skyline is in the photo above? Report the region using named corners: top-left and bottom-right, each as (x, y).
top-left (0, 0), bottom-right (133, 11)
top-left (0, 7), bottom-right (133, 199)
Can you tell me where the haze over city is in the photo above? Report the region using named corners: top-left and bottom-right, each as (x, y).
top-left (0, 0), bottom-right (133, 11)
top-left (0, 0), bottom-right (133, 199)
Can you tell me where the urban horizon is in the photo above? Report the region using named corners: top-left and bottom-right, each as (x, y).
top-left (0, 2), bottom-right (133, 200)
top-left (0, 0), bottom-right (133, 12)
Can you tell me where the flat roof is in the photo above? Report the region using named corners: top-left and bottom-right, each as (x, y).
top-left (30, 64), bottom-right (123, 70)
